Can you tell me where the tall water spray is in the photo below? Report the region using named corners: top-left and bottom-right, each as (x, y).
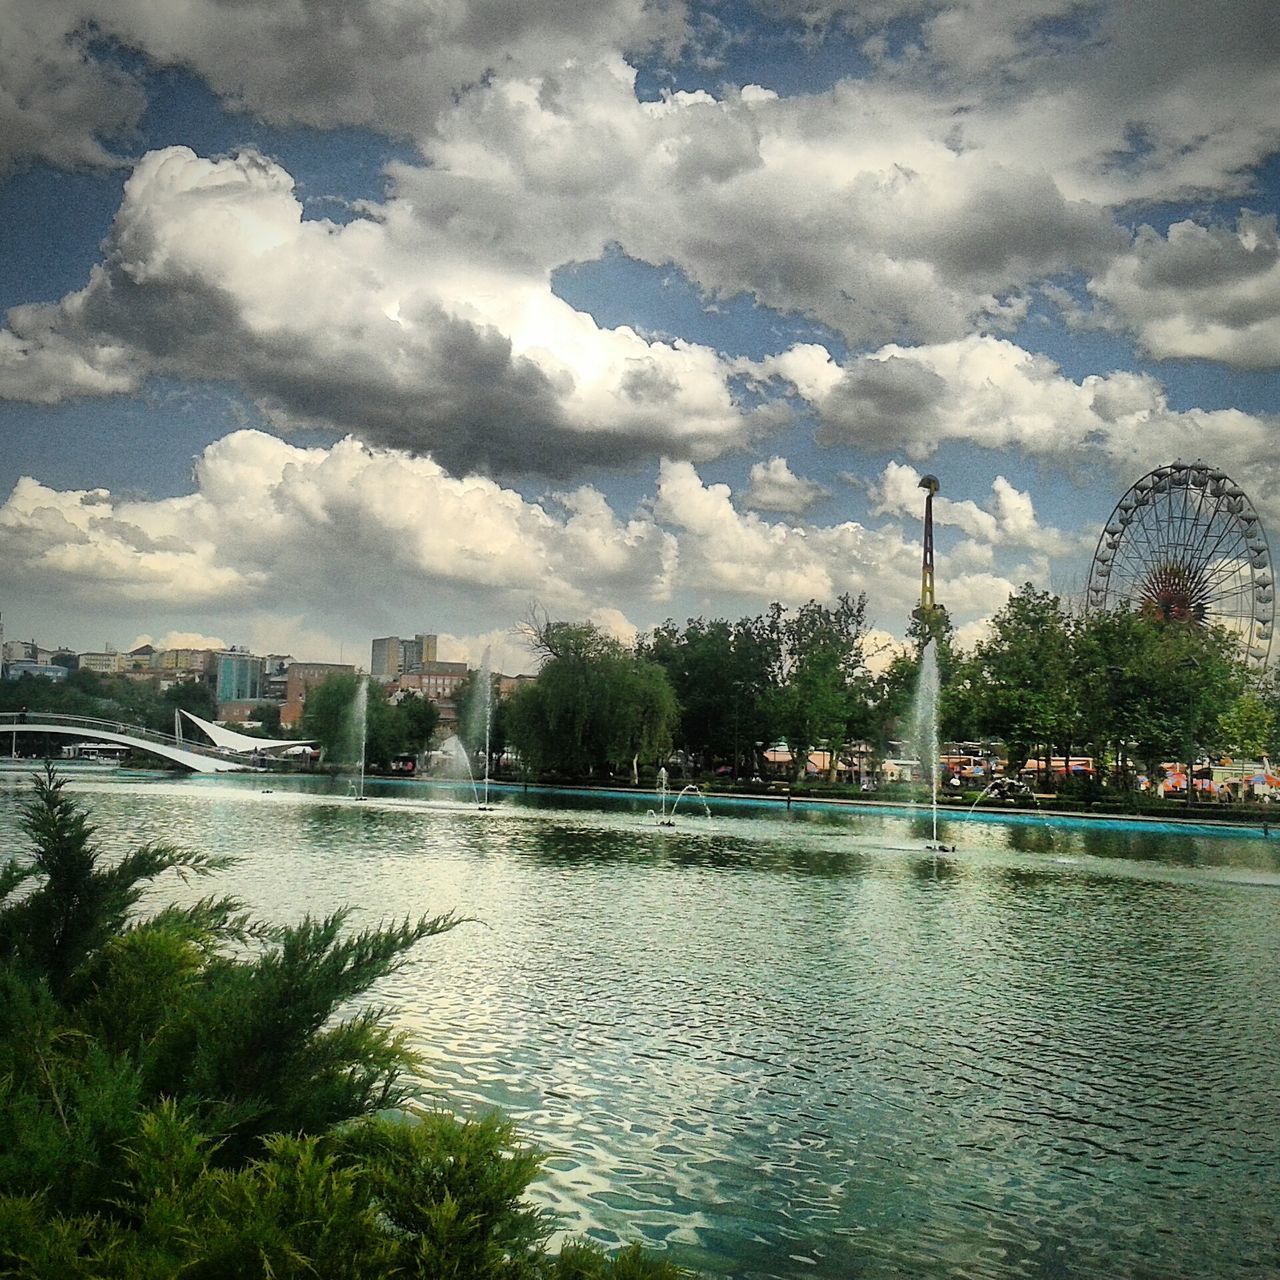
top-left (467, 649), bottom-right (494, 809)
top-left (912, 641), bottom-right (941, 845)
top-left (346, 676), bottom-right (369, 800)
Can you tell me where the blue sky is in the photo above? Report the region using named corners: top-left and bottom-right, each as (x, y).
top-left (1, 0), bottom-right (1278, 673)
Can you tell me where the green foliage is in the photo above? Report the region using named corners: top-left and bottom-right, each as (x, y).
top-left (330, 1109), bottom-right (551, 1276)
top-left (0, 671), bottom-right (217, 737)
top-left (962, 585), bottom-right (1078, 773)
top-left (641, 598), bottom-right (872, 779)
top-left (455, 669), bottom-right (504, 762)
top-left (768, 595), bottom-right (869, 781)
top-left (398, 690), bottom-right (441, 755)
top-left (0, 772), bottom-right (691, 1278)
top-left (299, 671), bottom-right (365, 761)
top-left (1072, 605), bottom-right (1248, 779)
top-left (0, 767), bottom-right (232, 997)
top-left (301, 674), bottom-right (439, 769)
top-left (1216, 691), bottom-right (1276, 761)
top-left (508, 621), bottom-right (678, 778)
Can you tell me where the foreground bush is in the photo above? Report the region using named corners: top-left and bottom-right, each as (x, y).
top-left (0, 769), bottom-right (684, 1278)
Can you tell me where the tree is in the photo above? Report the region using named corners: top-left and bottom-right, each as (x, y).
top-left (508, 619), bottom-right (679, 780)
top-left (770, 595), bottom-right (869, 782)
top-left (1072, 606), bottom-right (1249, 785)
top-left (396, 691), bottom-right (440, 757)
top-left (640, 617), bottom-right (778, 775)
top-left (0, 770), bottom-right (685, 1278)
top-left (967, 585), bottom-right (1078, 778)
top-left (1217, 692), bottom-right (1276, 762)
top-left (301, 672), bottom-right (366, 763)
top-left (161, 678), bottom-right (218, 726)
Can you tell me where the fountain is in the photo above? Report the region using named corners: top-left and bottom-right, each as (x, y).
top-left (911, 641), bottom-right (952, 852)
top-left (439, 734), bottom-right (481, 804)
top-left (647, 765), bottom-right (711, 827)
top-left (471, 650), bottom-right (495, 811)
top-left (346, 676), bottom-right (369, 801)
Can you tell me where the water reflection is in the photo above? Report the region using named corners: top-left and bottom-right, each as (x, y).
top-left (1, 775), bottom-right (1278, 1279)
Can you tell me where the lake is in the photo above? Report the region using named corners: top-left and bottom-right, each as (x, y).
top-left (2, 771), bottom-right (1278, 1279)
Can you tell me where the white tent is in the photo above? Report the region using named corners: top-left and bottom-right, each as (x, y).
top-left (178, 708), bottom-right (314, 755)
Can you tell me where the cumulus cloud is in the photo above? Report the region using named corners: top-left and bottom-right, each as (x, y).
top-left (743, 457), bottom-right (830, 513)
top-left (0, 430), bottom-right (1052, 660)
top-left (867, 460), bottom-right (1075, 557)
top-left (7, 1), bottom-right (1274, 443)
top-left (0, 146), bottom-right (762, 478)
top-left (7, 0), bottom-right (1279, 364)
top-left (750, 333), bottom-right (1280, 479)
top-left (652, 458), bottom-right (1019, 625)
top-left (129, 630), bottom-right (228, 651)
top-left (0, 2), bottom-right (145, 174)
top-left (0, 430), bottom-right (678, 643)
top-left (1091, 212), bottom-right (1280, 368)
top-left (415, 59), bottom-right (1122, 347)
top-left (859, 0), bottom-right (1280, 205)
top-left (1, 0), bottom-right (682, 175)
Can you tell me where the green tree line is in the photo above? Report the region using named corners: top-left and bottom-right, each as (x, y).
top-left (299, 673), bottom-right (438, 771)
top-left (494, 589), bottom-right (1277, 787)
top-left (0, 669), bottom-right (218, 736)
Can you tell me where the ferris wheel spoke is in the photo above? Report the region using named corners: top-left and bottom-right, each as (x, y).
top-left (1192, 514), bottom-right (1250, 571)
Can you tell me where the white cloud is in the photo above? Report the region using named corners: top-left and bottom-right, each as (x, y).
top-left (0, 430), bottom-right (1054, 661)
top-left (751, 334), bottom-right (1280, 490)
top-left (6, 0), bottom-right (1278, 369)
top-left (0, 432), bottom-right (678, 642)
top-left (414, 59), bottom-right (1122, 347)
top-left (0, 146), bottom-right (761, 479)
top-left (0, 0), bottom-right (681, 175)
top-left (867, 460), bottom-right (1074, 556)
top-left (0, 1), bottom-right (145, 174)
top-left (129, 630), bottom-right (228, 651)
top-left (1091, 212), bottom-right (1280, 369)
top-left (652, 458), bottom-right (1020, 628)
top-left (743, 457), bottom-right (831, 513)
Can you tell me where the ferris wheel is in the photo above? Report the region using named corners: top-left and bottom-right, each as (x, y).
top-left (1086, 460), bottom-right (1274, 666)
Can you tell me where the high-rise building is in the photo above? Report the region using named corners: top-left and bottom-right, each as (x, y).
top-left (216, 650), bottom-right (265, 702)
top-left (371, 636), bottom-right (401, 678)
top-left (371, 633), bottom-right (438, 678)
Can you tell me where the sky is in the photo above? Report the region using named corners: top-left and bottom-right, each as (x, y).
top-left (1, 0), bottom-right (1279, 676)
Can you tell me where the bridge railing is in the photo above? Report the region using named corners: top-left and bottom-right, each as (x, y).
top-left (0, 710), bottom-right (261, 766)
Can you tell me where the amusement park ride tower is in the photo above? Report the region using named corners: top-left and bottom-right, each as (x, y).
top-left (913, 474), bottom-right (940, 626)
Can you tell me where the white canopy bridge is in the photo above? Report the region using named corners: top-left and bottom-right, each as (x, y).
top-left (2, 709), bottom-right (314, 774)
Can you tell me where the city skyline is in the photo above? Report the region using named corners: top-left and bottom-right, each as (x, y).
top-left (2, 1), bottom-right (1278, 675)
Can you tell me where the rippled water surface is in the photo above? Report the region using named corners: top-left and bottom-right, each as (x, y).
top-left (3, 773), bottom-right (1278, 1279)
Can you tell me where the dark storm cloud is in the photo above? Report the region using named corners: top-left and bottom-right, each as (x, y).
top-left (815, 354), bottom-right (948, 447)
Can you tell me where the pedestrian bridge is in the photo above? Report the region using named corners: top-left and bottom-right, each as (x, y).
top-left (1, 711), bottom-right (260, 773)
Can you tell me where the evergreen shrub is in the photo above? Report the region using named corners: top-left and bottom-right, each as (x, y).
top-left (0, 768), bottom-right (686, 1278)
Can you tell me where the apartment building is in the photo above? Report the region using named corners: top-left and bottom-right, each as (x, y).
top-left (282, 661), bottom-right (356, 729)
top-left (370, 633), bottom-right (438, 678)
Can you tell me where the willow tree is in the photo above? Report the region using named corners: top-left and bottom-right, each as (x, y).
top-left (508, 618), bottom-right (678, 781)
